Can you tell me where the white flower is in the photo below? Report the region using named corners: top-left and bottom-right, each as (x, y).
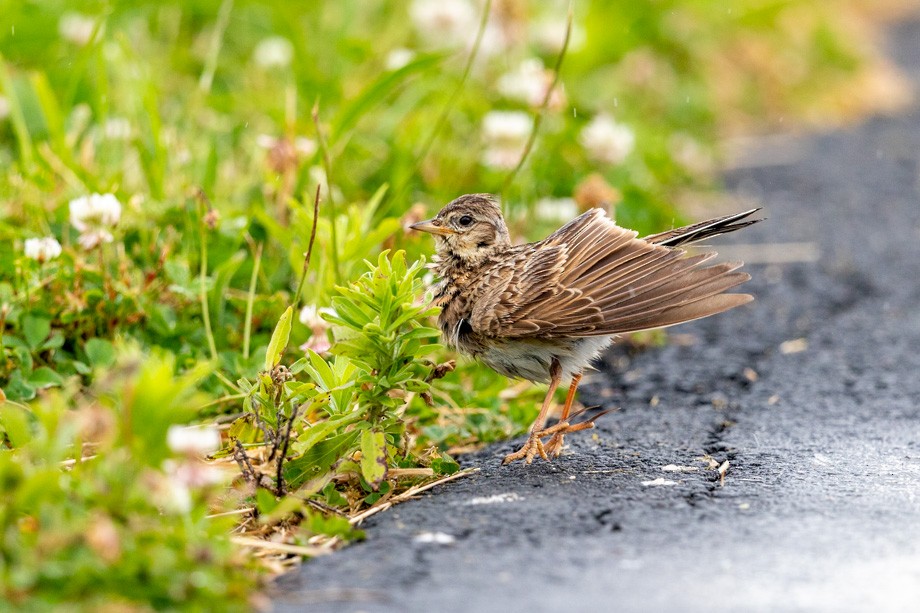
top-left (475, 22), bottom-right (508, 60)
top-left (102, 117), bottom-right (132, 140)
top-left (253, 36), bottom-right (294, 69)
top-left (580, 115), bottom-right (635, 165)
top-left (160, 479), bottom-right (192, 514)
top-left (300, 334), bottom-right (332, 356)
top-left (531, 20), bottom-right (586, 54)
top-left (299, 305), bottom-right (333, 355)
top-left (497, 58), bottom-right (565, 109)
top-left (69, 193), bottom-right (121, 231)
top-left (255, 134), bottom-right (277, 149)
top-left (76, 229), bottom-right (112, 250)
top-left (163, 459), bottom-right (227, 488)
top-left (299, 304), bottom-right (324, 328)
top-left (481, 111), bottom-right (532, 170)
top-left (294, 137), bottom-right (317, 158)
top-left (69, 193), bottom-right (121, 250)
top-left (167, 425), bottom-right (222, 456)
top-left (24, 237), bottom-right (63, 263)
top-left (0, 96), bottom-right (9, 121)
top-left (534, 197), bottom-right (579, 224)
top-left (410, 0), bottom-right (476, 48)
top-left (58, 12), bottom-right (96, 46)
top-left (386, 48), bottom-right (416, 71)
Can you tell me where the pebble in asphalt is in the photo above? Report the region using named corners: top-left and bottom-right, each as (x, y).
top-left (273, 21), bottom-right (920, 613)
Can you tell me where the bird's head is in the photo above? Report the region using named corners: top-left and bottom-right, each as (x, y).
top-left (410, 194), bottom-right (511, 265)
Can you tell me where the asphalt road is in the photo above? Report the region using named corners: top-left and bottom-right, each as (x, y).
top-left (273, 20), bottom-right (920, 613)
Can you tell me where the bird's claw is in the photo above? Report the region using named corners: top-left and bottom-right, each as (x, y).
top-left (502, 419), bottom-right (598, 464)
top-left (502, 432), bottom-right (549, 465)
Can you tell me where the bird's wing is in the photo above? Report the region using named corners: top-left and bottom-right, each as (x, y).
top-left (471, 209), bottom-right (752, 338)
top-left (642, 208), bottom-right (761, 247)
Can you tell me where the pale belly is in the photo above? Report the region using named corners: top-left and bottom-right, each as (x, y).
top-left (473, 335), bottom-right (614, 383)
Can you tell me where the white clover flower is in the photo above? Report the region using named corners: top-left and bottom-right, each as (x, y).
top-left (294, 137), bottom-right (317, 158)
top-left (253, 36), bottom-right (294, 69)
top-left (58, 12), bottom-right (96, 46)
top-left (102, 117), bottom-right (132, 140)
top-left (580, 115), bottom-right (635, 165)
top-left (0, 96), bottom-right (9, 121)
top-left (481, 111), bottom-right (533, 170)
top-left (386, 48), bottom-right (416, 71)
top-left (299, 304), bottom-right (323, 328)
top-left (255, 134), bottom-right (277, 149)
top-left (69, 193), bottom-right (121, 230)
top-left (24, 237), bottom-right (63, 263)
top-left (163, 459), bottom-right (227, 488)
top-left (410, 0), bottom-right (476, 48)
top-left (160, 479), bottom-right (192, 514)
top-left (69, 193), bottom-right (121, 250)
top-left (531, 20), bottom-right (586, 54)
top-left (534, 197), bottom-right (579, 224)
top-left (497, 58), bottom-right (565, 110)
top-left (300, 305), bottom-right (334, 355)
top-left (166, 425), bottom-right (222, 456)
top-left (300, 335), bottom-right (332, 356)
top-left (475, 22), bottom-right (508, 60)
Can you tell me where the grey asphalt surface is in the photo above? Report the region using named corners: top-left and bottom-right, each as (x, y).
top-left (273, 20), bottom-right (920, 613)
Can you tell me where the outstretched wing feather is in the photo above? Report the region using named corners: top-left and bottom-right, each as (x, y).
top-left (474, 208), bottom-right (754, 338)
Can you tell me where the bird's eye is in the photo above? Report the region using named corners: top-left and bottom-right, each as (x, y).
top-left (458, 215), bottom-right (474, 227)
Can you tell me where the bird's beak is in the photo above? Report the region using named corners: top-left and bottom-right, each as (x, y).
top-left (409, 219), bottom-right (456, 236)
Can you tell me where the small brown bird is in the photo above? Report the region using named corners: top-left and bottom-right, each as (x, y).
top-left (411, 194), bottom-right (760, 465)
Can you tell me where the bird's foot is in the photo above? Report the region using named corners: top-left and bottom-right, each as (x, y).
top-left (540, 419), bottom-right (598, 458)
top-left (502, 431), bottom-right (550, 465)
top-left (502, 419), bottom-right (599, 464)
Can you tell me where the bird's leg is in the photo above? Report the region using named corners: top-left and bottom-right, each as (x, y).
top-left (542, 372), bottom-right (584, 458)
top-left (502, 359), bottom-right (562, 465)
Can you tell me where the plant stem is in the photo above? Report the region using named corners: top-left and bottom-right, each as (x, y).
top-left (293, 184), bottom-right (321, 309)
top-left (311, 102), bottom-right (341, 284)
top-left (500, 2), bottom-right (573, 202)
top-left (243, 241), bottom-right (263, 361)
top-left (199, 0), bottom-right (233, 93)
top-left (196, 191), bottom-right (219, 362)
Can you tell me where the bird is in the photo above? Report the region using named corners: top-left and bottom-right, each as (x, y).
top-left (410, 194), bottom-right (761, 465)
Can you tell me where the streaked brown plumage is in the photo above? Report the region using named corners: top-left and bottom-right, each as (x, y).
top-left (411, 194), bottom-right (761, 464)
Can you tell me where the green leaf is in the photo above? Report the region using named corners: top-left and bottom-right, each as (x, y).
top-left (264, 306), bottom-right (294, 370)
top-left (3, 370), bottom-right (36, 401)
top-left (284, 430), bottom-right (359, 490)
top-left (360, 429), bottom-right (388, 490)
top-left (255, 488), bottom-right (279, 515)
top-left (28, 367), bottom-right (64, 389)
top-left (294, 410), bottom-right (363, 456)
top-left (39, 331), bottom-right (65, 351)
top-left (21, 315), bottom-right (50, 350)
top-left (0, 401), bottom-right (32, 447)
top-left (85, 338), bottom-right (116, 368)
top-left (332, 53), bottom-right (444, 140)
top-left (322, 482), bottom-right (349, 507)
top-left (431, 455), bottom-right (461, 476)
top-left (228, 416), bottom-right (262, 444)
